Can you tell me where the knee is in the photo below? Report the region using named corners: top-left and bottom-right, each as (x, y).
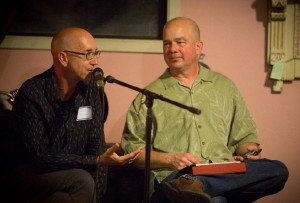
top-left (255, 159), bottom-right (289, 194)
top-left (70, 169), bottom-right (95, 191)
top-left (271, 160), bottom-right (289, 185)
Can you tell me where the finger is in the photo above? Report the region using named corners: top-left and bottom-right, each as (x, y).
top-left (121, 148), bottom-right (143, 164)
top-left (233, 156), bottom-right (244, 161)
top-left (182, 157), bottom-right (194, 166)
top-left (106, 143), bottom-right (120, 154)
top-left (189, 156), bottom-right (202, 164)
top-left (123, 150), bottom-right (140, 161)
top-left (247, 154), bottom-right (261, 160)
top-left (127, 152), bottom-right (142, 164)
top-left (128, 158), bottom-right (135, 164)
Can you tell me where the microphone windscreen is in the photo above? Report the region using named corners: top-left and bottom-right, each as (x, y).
top-left (93, 67), bottom-right (105, 88)
top-left (93, 67), bottom-right (103, 78)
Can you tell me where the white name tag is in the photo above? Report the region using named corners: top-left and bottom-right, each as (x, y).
top-left (76, 106), bottom-right (92, 121)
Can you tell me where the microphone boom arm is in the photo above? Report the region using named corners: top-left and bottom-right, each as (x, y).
top-left (105, 75), bottom-right (201, 115)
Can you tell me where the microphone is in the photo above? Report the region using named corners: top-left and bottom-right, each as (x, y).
top-left (93, 67), bottom-right (105, 88)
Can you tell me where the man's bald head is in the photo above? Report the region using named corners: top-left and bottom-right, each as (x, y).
top-left (51, 27), bottom-right (95, 55)
top-left (163, 17), bottom-right (200, 42)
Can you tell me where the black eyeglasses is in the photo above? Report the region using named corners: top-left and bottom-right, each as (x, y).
top-left (63, 50), bottom-right (101, 60)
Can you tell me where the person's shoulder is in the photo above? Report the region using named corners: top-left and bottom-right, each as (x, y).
top-left (206, 68), bottom-right (237, 87)
top-left (130, 70), bottom-right (168, 104)
top-left (144, 69), bottom-right (169, 92)
top-left (19, 67), bottom-right (53, 95)
top-left (145, 78), bottom-right (163, 90)
top-left (202, 68), bottom-right (243, 98)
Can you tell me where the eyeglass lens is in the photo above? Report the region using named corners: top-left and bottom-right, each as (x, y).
top-left (86, 51), bottom-right (101, 60)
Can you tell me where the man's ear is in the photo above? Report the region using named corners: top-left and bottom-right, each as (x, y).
top-left (58, 52), bottom-right (68, 65)
top-left (195, 40), bottom-right (203, 54)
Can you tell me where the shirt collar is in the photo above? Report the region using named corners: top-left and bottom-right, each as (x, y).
top-left (45, 66), bottom-right (89, 105)
top-left (159, 63), bottom-right (214, 89)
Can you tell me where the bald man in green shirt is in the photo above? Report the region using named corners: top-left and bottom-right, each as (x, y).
top-left (121, 17), bottom-right (288, 203)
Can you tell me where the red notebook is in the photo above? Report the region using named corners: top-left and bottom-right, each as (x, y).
top-left (180, 161), bottom-right (246, 175)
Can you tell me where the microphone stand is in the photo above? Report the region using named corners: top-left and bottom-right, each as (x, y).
top-left (105, 75), bottom-right (201, 203)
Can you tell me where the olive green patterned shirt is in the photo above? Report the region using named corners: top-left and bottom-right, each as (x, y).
top-left (121, 65), bottom-right (258, 195)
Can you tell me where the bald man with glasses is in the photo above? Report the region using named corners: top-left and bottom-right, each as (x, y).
top-left (3, 27), bottom-right (141, 203)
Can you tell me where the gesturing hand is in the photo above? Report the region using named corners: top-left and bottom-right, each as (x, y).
top-left (97, 143), bottom-right (142, 166)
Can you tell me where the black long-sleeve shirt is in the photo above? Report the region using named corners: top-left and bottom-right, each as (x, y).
top-left (12, 66), bottom-right (108, 202)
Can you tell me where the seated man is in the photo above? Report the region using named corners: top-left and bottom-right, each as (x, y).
top-left (3, 27), bottom-right (141, 203)
top-left (121, 17), bottom-right (289, 203)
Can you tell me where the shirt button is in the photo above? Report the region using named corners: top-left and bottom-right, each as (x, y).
top-left (202, 142), bottom-right (206, 145)
top-left (198, 125), bottom-right (202, 128)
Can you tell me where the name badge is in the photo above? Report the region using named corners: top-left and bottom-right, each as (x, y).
top-left (77, 106), bottom-right (92, 121)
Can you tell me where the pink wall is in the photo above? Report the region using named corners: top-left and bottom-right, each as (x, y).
top-left (0, 0), bottom-right (298, 202)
